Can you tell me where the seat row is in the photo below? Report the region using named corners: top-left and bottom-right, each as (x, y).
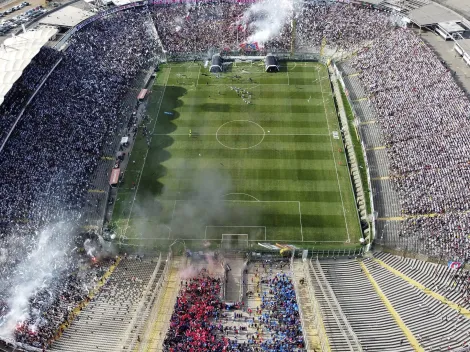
top-left (49, 256), bottom-right (165, 352)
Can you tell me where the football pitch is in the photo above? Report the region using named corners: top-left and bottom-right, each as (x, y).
top-left (112, 61), bottom-right (361, 250)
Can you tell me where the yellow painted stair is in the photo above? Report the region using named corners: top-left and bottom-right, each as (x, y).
top-left (135, 259), bottom-right (181, 352)
top-left (360, 260), bottom-right (425, 352)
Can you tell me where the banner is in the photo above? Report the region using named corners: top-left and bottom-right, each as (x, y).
top-left (240, 42), bottom-right (259, 51)
top-left (448, 261), bottom-right (463, 270)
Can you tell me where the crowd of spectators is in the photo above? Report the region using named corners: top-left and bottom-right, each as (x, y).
top-left (0, 47), bottom-right (63, 147)
top-left (151, 1), bottom-right (393, 56)
top-left (0, 7), bottom-right (158, 349)
top-left (349, 28), bottom-right (470, 258)
top-left (255, 271), bottom-right (304, 350)
top-left (13, 257), bottom-right (114, 350)
top-left (164, 261), bottom-right (303, 352)
top-left (0, 4), bottom-right (402, 348)
top-left (296, 2), bottom-right (395, 52)
top-left (0, 8), bottom-right (158, 227)
top-left (164, 269), bottom-right (228, 351)
top-left (2, 0), bottom-right (470, 347)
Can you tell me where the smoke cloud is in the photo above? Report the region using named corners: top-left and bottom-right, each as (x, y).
top-left (241, 0), bottom-right (298, 45)
top-left (0, 223), bottom-right (70, 341)
top-left (128, 166), bottom-right (260, 246)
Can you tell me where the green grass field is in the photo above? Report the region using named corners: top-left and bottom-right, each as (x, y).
top-left (112, 60), bottom-right (361, 250)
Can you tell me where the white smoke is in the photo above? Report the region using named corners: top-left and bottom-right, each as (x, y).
top-left (241, 0), bottom-right (298, 45)
top-left (0, 223), bottom-right (70, 340)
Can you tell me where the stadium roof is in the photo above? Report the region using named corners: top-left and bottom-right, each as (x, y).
top-left (0, 26), bottom-right (58, 107)
top-left (438, 21), bottom-right (466, 33)
top-left (111, 0), bottom-right (135, 6)
top-left (39, 6), bottom-right (94, 28)
top-left (409, 3), bottom-right (461, 27)
top-left (440, 0), bottom-right (470, 20)
top-left (363, 0), bottom-right (383, 5)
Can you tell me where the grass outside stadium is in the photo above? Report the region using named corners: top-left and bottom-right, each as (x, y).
top-left (111, 60), bottom-right (363, 251)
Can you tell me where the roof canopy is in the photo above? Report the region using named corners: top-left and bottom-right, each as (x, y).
top-left (409, 3), bottom-right (461, 27)
top-left (39, 6), bottom-right (94, 28)
top-left (438, 21), bottom-right (466, 33)
top-left (0, 26), bottom-right (58, 107)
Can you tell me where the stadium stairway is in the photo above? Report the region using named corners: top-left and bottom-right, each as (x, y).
top-left (362, 257), bottom-right (470, 350)
top-left (137, 257), bottom-right (182, 352)
top-left (307, 258), bottom-right (417, 352)
top-left (318, 259), bottom-right (414, 352)
top-left (49, 256), bottom-right (165, 352)
top-left (307, 260), bottom-right (363, 351)
top-left (292, 260), bottom-right (322, 351)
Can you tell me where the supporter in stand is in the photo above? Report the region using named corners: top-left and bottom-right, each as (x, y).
top-left (0, 47), bottom-right (63, 146)
top-left (0, 8), bottom-right (158, 349)
top-left (349, 28), bottom-right (470, 259)
top-left (163, 269), bottom-right (228, 351)
top-left (2, 0), bottom-right (470, 349)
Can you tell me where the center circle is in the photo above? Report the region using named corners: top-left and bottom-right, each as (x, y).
top-left (216, 120), bottom-right (265, 150)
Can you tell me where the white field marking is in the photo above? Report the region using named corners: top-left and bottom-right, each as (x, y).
top-left (287, 70), bottom-right (290, 85)
top-left (174, 200), bottom-right (300, 203)
top-left (206, 226), bottom-right (266, 241)
top-left (317, 68), bottom-right (350, 243)
top-left (168, 200), bottom-right (177, 239)
top-left (124, 67), bottom-right (172, 236)
top-left (289, 62), bottom-right (297, 71)
top-left (224, 193), bottom-right (260, 201)
top-left (200, 82), bottom-right (291, 86)
top-left (172, 200), bottom-right (301, 242)
top-left (215, 120), bottom-right (265, 150)
top-left (153, 132), bottom-right (329, 136)
top-left (144, 237), bottom-right (347, 243)
top-left (152, 133), bottom-right (330, 136)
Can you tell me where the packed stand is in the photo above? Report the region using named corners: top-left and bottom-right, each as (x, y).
top-left (152, 0), bottom-right (397, 56)
top-left (152, 1), bottom-right (291, 55)
top-left (349, 28), bottom-right (470, 257)
top-left (163, 269), bottom-right (228, 351)
top-left (0, 7), bottom-right (158, 349)
top-left (225, 260), bottom-right (304, 351)
top-left (400, 213), bottom-right (470, 261)
top-left (13, 257), bottom-right (114, 350)
top-left (0, 8), bottom-right (157, 226)
top-left (0, 230), bottom-right (115, 350)
top-left (296, 2), bottom-right (394, 52)
top-left (0, 47), bottom-right (62, 146)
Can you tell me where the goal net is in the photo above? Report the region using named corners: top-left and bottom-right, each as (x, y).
top-left (221, 234), bottom-right (249, 249)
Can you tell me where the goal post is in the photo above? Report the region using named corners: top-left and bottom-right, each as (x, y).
top-left (221, 234), bottom-right (249, 249)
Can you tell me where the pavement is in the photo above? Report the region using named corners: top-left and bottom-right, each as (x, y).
top-left (432, 0), bottom-right (470, 21)
top-left (224, 254), bottom-right (246, 302)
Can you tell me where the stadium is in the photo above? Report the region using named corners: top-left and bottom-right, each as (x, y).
top-left (1, 0), bottom-right (470, 350)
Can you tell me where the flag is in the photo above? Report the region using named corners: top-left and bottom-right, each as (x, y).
top-left (448, 261), bottom-right (462, 270)
top-left (240, 42), bottom-right (259, 51)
